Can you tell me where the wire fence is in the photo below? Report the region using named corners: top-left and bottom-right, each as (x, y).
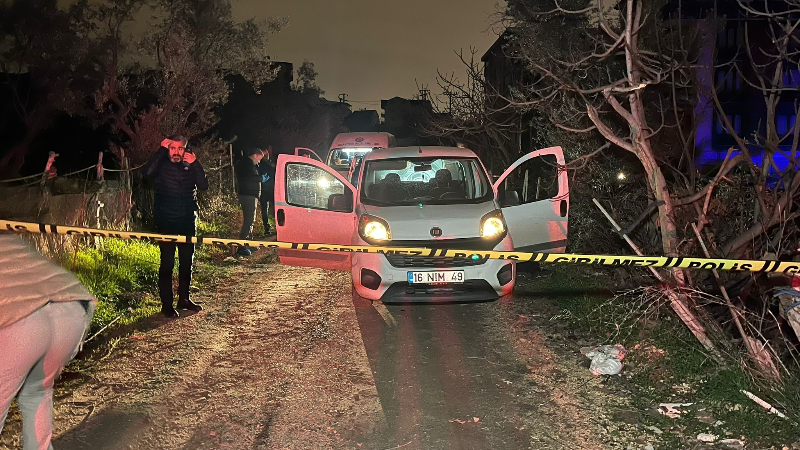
top-left (0, 161), bottom-right (230, 184)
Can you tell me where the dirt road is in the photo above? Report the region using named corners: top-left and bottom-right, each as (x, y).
top-left (2, 256), bottom-right (645, 449)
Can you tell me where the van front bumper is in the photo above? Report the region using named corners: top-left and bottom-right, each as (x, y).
top-left (351, 240), bottom-right (515, 302)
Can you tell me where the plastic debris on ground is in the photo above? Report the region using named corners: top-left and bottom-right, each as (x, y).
top-left (657, 402), bottom-right (693, 418)
top-left (697, 433), bottom-right (718, 442)
top-left (580, 344), bottom-right (627, 375)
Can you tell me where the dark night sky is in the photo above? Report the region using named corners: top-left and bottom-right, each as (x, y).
top-left (231, 0), bottom-right (504, 108)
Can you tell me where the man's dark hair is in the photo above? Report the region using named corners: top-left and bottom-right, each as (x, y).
top-left (244, 147), bottom-right (263, 158)
top-left (167, 134), bottom-right (188, 144)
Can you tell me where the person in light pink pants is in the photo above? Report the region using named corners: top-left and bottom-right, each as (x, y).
top-left (0, 235), bottom-right (96, 450)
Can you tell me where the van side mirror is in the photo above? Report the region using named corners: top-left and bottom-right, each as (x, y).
top-left (327, 193), bottom-right (351, 212)
top-left (500, 190), bottom-right (520, 207)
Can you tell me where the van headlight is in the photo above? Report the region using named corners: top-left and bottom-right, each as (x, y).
top-left (480, 210), bottom-right (506, 238)
top-left (359, 214), bottom-right (391, 242)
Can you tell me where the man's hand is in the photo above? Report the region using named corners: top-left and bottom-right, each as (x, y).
top-left (183, 151), bottom-right (197, 165)
top-left (161, 138), bottom-right (174, 149)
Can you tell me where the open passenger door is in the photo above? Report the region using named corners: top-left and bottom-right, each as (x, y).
top-left (294, 147), bottom-right (323, 162)
top-left (493, 146), bottom-right (568, 253)
top-left (275, 154), bottom-right (357, 270)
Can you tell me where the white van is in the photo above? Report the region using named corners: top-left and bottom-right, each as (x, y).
top-left (326, 132), bottom-right (396, 177)
top-left (274, 146), bottom-right (569, 302)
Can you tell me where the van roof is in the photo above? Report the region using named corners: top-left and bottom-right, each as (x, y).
top-left (329, 132), bottom-right (394, 149)
top-left (363, 146), bottom-right (479, 161)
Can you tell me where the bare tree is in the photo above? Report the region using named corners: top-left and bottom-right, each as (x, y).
top-left (488, 0), bottom-right (733, 363)
top-left (493, 0), bottom-right (800, 379)
top-left (424, 49), bottom-right (523, 175)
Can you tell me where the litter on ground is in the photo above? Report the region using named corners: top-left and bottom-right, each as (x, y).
top-left (657, 402), bottom-right (694, 418)
top-left (580, 344), bottom-right (627, 375)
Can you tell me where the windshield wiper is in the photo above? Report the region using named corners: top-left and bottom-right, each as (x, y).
top-left (367, 198), bottom-right (408, 206)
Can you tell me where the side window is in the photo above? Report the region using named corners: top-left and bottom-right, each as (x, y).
top-left (502, 155), bottom-right (559, 205)
top-left (286, 163), bottom-right (349, 211)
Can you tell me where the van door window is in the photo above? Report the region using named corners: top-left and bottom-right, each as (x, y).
top-left (286, 163), bottom-right (350, 211)
top-left (500, 155), bottom-right (559, 205)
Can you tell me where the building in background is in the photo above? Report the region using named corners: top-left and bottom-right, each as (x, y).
top-left (380, 96), bottom-right (439, 145)
top-left (664, 0), bottom-right (796, 171)
top-left (345, 109), bottom-right (380, 132)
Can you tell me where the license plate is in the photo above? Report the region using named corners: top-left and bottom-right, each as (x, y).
top-left (407, 270), bottom-right (464, 284)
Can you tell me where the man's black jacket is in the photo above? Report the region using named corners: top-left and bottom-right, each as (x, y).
top-left (236, 157), bottom-right (262, 197)
top-left (143, 147), bottom-right (209, 222)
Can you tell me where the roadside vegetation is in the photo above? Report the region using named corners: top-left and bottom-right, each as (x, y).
top-left (24, 186), bottom-right (244, 340)
top-left (70, 238), bottom-right (161, 332)
top-left (534, 265), bottom-right (799, 448)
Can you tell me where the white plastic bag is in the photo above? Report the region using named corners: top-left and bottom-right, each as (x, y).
top-left (580, 344), bottom-right (627, 375)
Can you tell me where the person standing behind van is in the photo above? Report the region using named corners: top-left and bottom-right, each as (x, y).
top-left (235, 147), bottom-right (263, 255)
top-left (257, 146), bottom-right (276, 236)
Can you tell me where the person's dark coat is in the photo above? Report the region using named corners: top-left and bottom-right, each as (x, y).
top-left (258, 158), bottom-right (276, 199)
top-left (236, 156), bottom-right (262, 197)
top-left (143, 147), bottom-right (209, 222)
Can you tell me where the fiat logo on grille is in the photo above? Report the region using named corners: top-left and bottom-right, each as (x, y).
top-left (430, 227), bottom-right (442, 237)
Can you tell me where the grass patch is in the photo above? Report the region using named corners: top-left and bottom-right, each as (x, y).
top-left (533, 265), bottom-right (799, 447)
top-left (68, 238), bottom-right (161, 332)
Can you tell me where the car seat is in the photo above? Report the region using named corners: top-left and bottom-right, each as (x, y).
top-left (371, 173), bottom-right (409, 202)
top-left (429, 169), bottom-right (464, 199)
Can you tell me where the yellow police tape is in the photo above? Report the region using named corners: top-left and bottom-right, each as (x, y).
top-left (2, 219), bottom-right (799, 274)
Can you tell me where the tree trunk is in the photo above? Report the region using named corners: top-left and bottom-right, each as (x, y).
top-left (620, 0), bottom-right (720, 358)
top-left (637, 138), bottom-right (722, 359)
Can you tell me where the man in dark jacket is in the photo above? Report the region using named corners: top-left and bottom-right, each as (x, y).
top-left (257, 146), bottom-right (276, 236)
top-left (143, 136), bottom-right (209, 318)
top-left (235, 147), bottom-right (264, 256)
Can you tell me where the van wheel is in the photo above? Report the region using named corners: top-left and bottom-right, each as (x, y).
top-left (350, 285), bottom-right (374, 306)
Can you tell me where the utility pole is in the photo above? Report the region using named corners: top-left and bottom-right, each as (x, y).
top-left (443, 89), bottom-right (455, 114)
top-left (419, 88), bottom-right (430, 102)
top-left (338, 93), bottom-right (348, 103)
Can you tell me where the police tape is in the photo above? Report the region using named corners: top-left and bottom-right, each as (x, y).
top-left (2, 219), bottom-right (799, 275)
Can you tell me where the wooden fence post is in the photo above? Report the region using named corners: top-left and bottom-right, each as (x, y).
top-left (96, 152), bottom-right (105, 182)
top-left (40, 151), bottom-right (58, 190)
top-left (230, 143), bottom-right (236, 194)
top-left (120, 148), bottom-right (132, 230)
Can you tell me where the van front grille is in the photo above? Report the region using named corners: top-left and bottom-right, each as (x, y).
top-left (384, 255), bottom-right (487, 268)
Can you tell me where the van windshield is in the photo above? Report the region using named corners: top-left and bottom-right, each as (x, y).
top-left (360, 157), bottom-right (493, 206)
top-left (328, 147), bottom-right (374, 170)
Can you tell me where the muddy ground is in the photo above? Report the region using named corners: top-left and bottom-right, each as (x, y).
top-left (1, 253), bottom-right (658, 449)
